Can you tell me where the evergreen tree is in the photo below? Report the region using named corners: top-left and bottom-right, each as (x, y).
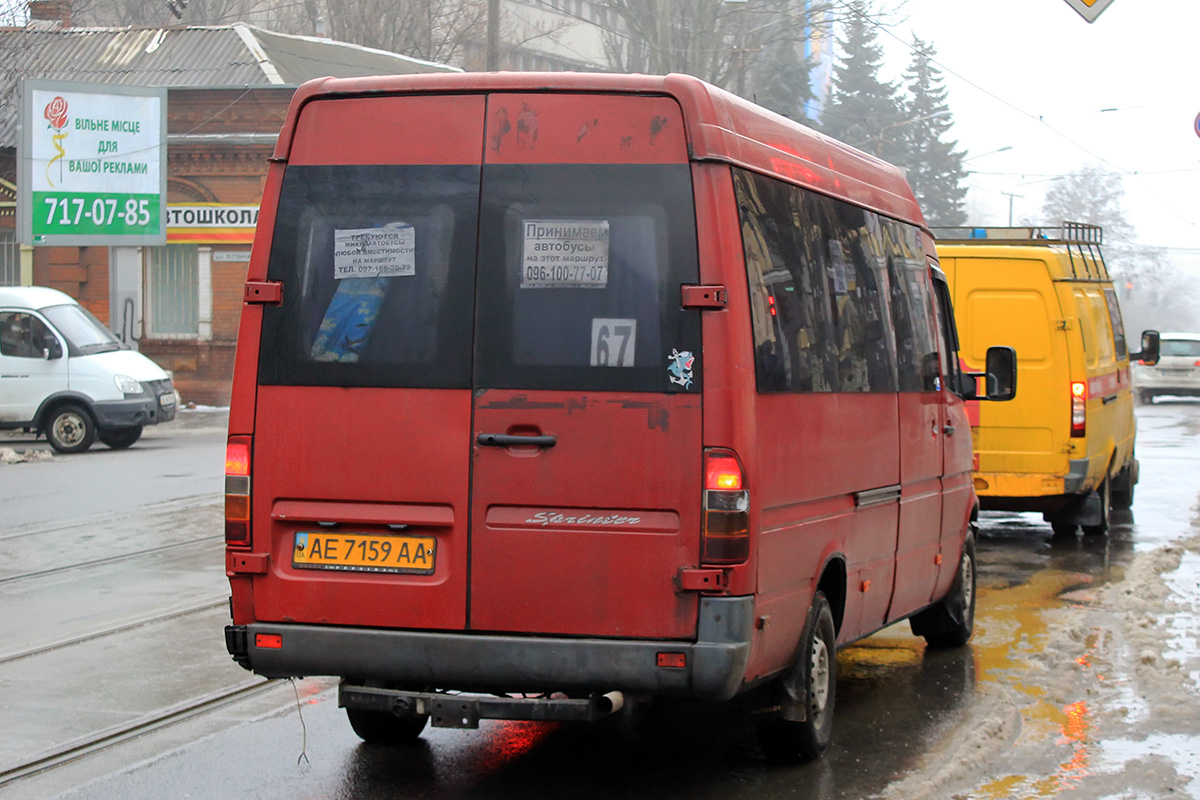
top-left (900, 36), bottom-right (967, 226)
top-left (750, 39), bottom-right (817, 120)
top-left (819, 1), bottom-right (905, 164)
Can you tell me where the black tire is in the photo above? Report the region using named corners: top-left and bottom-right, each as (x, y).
top-left (913, 531), bottom-right (977, 649)
top-left (98, 425), bottom-right (143, 450)
top-left (1112, 470), bottom-right (1135, 511)
top-left (757, 591), bottom-right (836, 763)
top-left (44, 403), bottom-right (96, 454)
top-left (346, 707), bottom-right (429, 744)
top-left (1081, 476), bottom-right (1111, 536)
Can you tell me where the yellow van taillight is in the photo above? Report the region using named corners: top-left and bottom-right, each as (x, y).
top-left (702, 449), bottom-right (749, 564)
top-left (1070, 381), bottom-right (1087, 438)
top-left (225, 436), bottom-right (252, 547)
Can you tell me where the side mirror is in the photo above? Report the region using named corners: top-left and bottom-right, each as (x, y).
top-left (984, 346), bottom-right (1017, 401)
top-left (1131, 329), bottom-right (1160, 366)
top-left (42, 335), bottom-right (63, 360)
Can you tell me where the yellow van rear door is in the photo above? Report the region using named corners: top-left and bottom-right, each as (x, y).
top-left (955, 257), bottom-right (1072, 479)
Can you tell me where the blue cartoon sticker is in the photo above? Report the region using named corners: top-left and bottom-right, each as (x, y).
top-left (667, 349), bottom-right (695, 389)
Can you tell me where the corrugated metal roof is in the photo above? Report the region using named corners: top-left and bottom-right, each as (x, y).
top-left (0, 22), bottom-right (459, 147)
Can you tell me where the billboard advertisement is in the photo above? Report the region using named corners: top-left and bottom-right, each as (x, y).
top-left (17, 79), bottom-right (167, 246)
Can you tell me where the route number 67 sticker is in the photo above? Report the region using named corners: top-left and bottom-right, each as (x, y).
top-left (590, 318), bottom-right (636, 367)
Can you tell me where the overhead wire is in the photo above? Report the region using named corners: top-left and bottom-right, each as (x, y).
top-left (830, 0), bottom-right (1199, 237)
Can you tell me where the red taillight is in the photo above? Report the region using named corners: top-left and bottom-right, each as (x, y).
top-left (1070, 381), bottom-right (1087, 438)
top-left (768, 295), bottom-right (777, 316)
top-left (226, 440), bottom-right (250, 476)
top-left (702, 449), bottom-right (749, 565)
top-left (706, 455), bottom-right (743, 490)
top-left (226, 436), bottom-right (252, 547)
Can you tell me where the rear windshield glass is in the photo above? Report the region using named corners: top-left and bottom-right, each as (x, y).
top-left (1163, 338), bottom-right (1200, 357)
top-left (258, 165), bottom-right (480, 388)
top-left (474, 164), bottom-right (702, 392)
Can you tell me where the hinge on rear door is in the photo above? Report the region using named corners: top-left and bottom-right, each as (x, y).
top-left (227, 552), bottom-right (268, 574)
top-left (681, 285), bottom-right (728, 309)
top-left (244, 281), bottom-right (282, 305)
top-left (1054, 319), bottom-right (1073, 331)
top-left (677, 567), bottom-right (726, 592)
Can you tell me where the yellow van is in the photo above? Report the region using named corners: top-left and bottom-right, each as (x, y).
top-left (935, 224), bottom-right (1159, 535)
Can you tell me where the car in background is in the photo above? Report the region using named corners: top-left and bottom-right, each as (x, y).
top-left (0, 286), bottom-right (177, 453)
top-left (1134, 332), bottom-right (1200, 403)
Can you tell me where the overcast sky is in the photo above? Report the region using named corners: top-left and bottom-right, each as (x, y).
top-left (874, 0), bottom-right (1200, 272)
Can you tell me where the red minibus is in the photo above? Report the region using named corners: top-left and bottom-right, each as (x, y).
top-left (224, 72), bottom-right (1014, 761)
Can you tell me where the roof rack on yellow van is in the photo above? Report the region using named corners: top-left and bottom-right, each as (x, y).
top-left (930, 221), bottom-right (1108, 282)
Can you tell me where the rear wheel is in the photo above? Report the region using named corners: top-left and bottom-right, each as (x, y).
top-left (756, 591), bottom-right (836, 763)
top-left (346, 708), bottom-right (429, 744)
top-left (1082, 476), bottom-right (1111, 536)
top-left (98, 425), bottom-right (143, 450)
top-left (45, 403), bottom-right (95, 454)
top-left (911, 530), bottom-right (976, 649)
top-left (1104, 465), bottom-right (1132, 510)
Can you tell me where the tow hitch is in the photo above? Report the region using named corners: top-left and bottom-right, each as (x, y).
top-left (338, 684), bottom-right (625, 728)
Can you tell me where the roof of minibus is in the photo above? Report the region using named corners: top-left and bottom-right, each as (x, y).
top-left (0, 286), bottom-right (77, 311)
top-left (274, 72), bottom-right (927, 230)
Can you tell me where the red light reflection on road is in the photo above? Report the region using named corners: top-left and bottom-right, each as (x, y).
top-left (475, 720), bottom-right (552, 771)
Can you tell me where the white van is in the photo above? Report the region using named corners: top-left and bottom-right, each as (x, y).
top-left (0, 286), bottom-right (177, 453)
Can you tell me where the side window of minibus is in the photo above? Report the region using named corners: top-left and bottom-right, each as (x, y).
top-left (1102, 288), bottom-right (1128, 359)
top-left (735, 168), bottom-right (898, 394)
top-left (0, 312), bottom-right (49, 359)
top-left (931, 277), bottom-right (964, 394)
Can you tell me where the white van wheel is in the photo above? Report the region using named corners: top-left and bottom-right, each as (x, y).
top-left (45, 404), bottom-right (96, 454)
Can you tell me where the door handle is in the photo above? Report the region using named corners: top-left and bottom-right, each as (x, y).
top-left (943, 425), bottom-right (956, 436)
top-left (477, 433), bottom-right (557, 448)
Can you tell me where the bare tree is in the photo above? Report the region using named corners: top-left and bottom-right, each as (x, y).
top-left (1039, 163), bottom-right (1199, 334)
top-left (1039, 163), bottom-right (1135, 243)
top-left (256, 0), bottom-right (488, 66)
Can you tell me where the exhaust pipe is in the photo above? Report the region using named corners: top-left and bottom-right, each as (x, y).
top-left (598, 690), bottom-right (624, 715)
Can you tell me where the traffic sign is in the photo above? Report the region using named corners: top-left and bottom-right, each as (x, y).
top-left (1061, 0), bottom-right (1118, 23)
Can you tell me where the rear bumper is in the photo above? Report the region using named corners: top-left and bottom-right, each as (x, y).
top-left (973, 471), bottom-right (1066, 500)
top-left (227, 596), bottom-right (755, 702)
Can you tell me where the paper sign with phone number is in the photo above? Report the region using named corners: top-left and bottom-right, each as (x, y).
top-left (521, 219), bottom-right (609, 288)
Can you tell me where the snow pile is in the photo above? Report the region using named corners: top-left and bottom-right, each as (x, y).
top-left (0, 447), bottom-right (53, 464)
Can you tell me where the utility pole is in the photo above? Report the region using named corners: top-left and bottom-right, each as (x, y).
top-left (486, 0), bottom-right (500, 71)
top-left (1001, 191), bottom-right (1023, 226)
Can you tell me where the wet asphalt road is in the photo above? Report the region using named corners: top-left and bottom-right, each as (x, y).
top-left (2, 401), bottom-right (1199, 799)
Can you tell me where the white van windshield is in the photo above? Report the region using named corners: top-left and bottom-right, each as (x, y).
top-left (41, 303), bottom-right (125, 355)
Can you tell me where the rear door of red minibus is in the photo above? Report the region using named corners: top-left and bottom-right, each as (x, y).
top-left (248, 89), bottom-right (705, 642)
